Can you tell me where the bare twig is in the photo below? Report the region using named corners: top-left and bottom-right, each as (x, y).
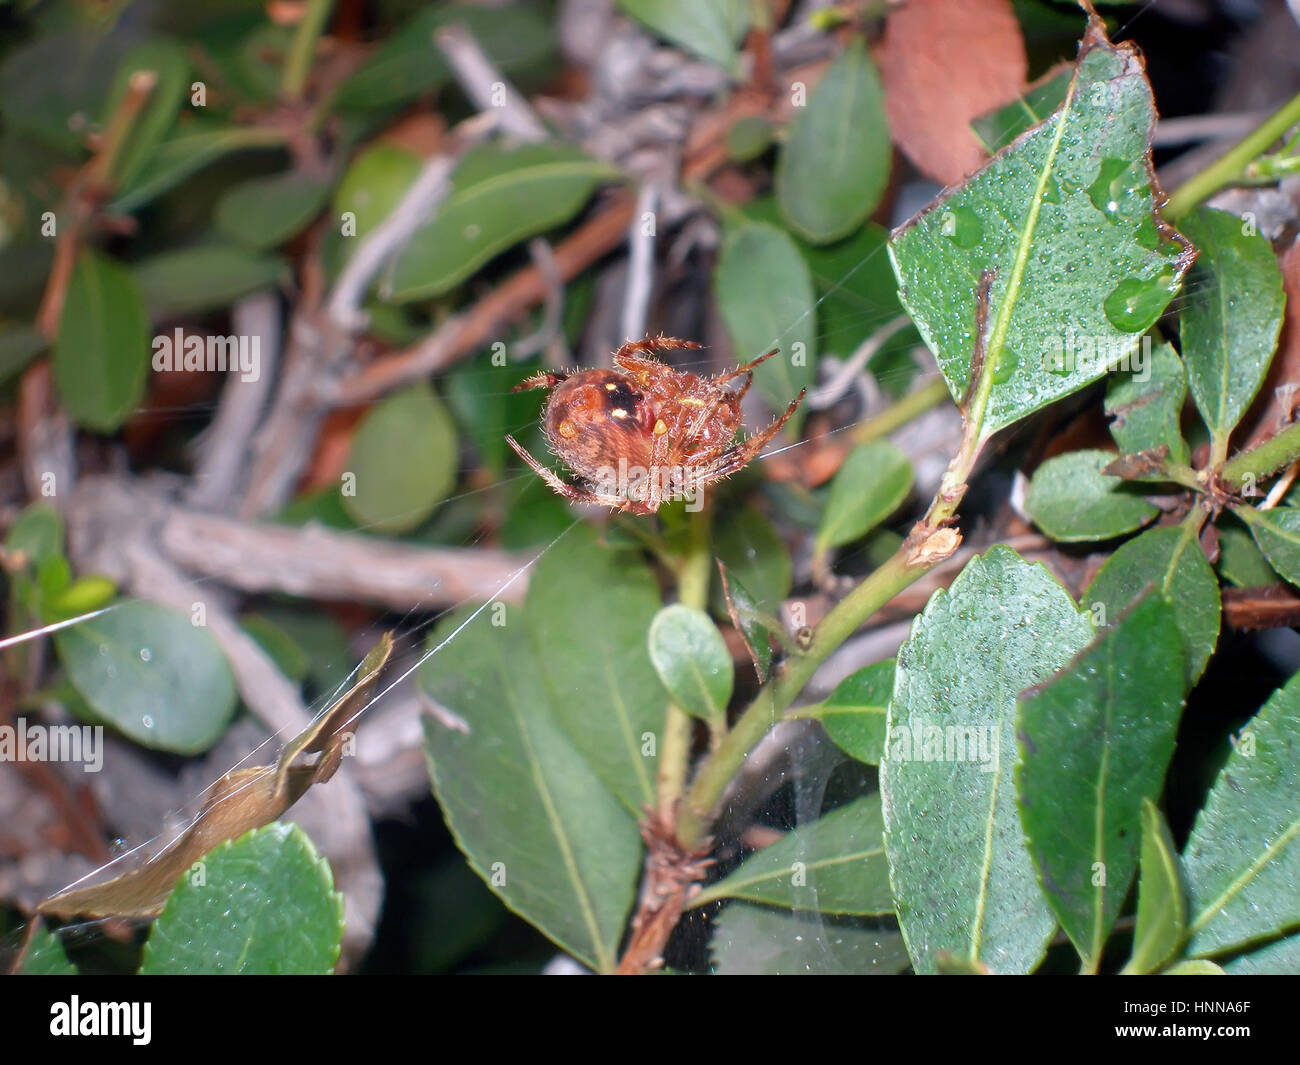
top-left (435, 23), bottom-right (548, 143)
top-left (620, 183), bottom-right (658, 342)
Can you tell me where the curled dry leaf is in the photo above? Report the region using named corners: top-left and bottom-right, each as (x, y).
top-left (878, 0), bottom-right (1028, 185)
top-left (37, 634), bottom-right (393, 920)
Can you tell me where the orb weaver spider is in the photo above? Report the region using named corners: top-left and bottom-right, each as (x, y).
top-left (505, 335), bottom-right (805, 515)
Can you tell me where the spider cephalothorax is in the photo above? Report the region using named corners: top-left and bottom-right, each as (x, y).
top-left (505, 335), bottom-right (805, 514)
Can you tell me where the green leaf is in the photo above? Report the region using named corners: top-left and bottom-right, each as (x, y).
top-left (710, 903), bottom-right (909, 974)
top-left (1083, 523), bottom-right (1221, 687)
top-left (1017, 595), bottom-right (1185, 971)
top-left (717, 563), bottom-right (772, 684)
top-left (1223, 931), bottom-right (1300, 975)
top-left (648, 604), bottom-right (733, 723)
top-left (647, 608), bottom-right (733, 723)
top-left (334, 4), bottom-right (556, 110)
top-left (0, 323), bottom-right (47, 382)
top-left (102, 39), bottom-right (189, 189)
top-left (691, 793), bottom-right (893, 915)
top-left (617, 0), bottom-right (748, 79)
top-left (5, 503), bottom-right (64, 569)
top-left (1104, 340), bottom-right (1190, 467)
top-left (715, 220), bottom-right (817, 433)
top-left (419, 604), bottom-right (641, 972)
top-left (526, 525), bottom-right (666, 812)
top-left (20, 921), bottom-right (77, 975)
top-left (387, 144), bottom-right (618, 302)
top-left (140, 824), bottom-right (343, 974)
top-left (1238, 505), bottom-right (1300, 589)
top-left (881, 545), bottom-right (1094, 974)
top-left (134, 244), bottom-right (287, 317)
top-left (814, 440), bottom-right (913, 556)
top-left (711, 506), bottom-right (792, 617)
top-left (1184, 671), bottom-right (1300, 957)
top-left (1024, 449), bottom-right (1159, 542)
top-left (1123, 798), bottom-right (1188, 975)
top-left (110, 127), bottom-right (288, 214)
top-left (341, 384), bottom-right (457, 533)
top-left (53, 599), bottom-right (237, 754)
top-left (53, 251), bottom-right (149, 433)
top-left (1177, 206), bottom-right (1285, 449)
top-left (811, 659), bottom-right (894, 766)
top-left (1163, 959), bottom-right (1225, 975)
top-left (972, 66), bottom-right (1072, 153)
top-left (797, 222), bottom-right (915, 357)
top-left (776, 38), bottom-right (889, 244)
top-left (215, 170), bottom-right (332, 250)
top-left (889, 32), bottom-right (1193, 437)
top-left (1216, 517), bottom-right (1278, 588)
top-left (45, 575), bottom-right (117, 621)
top-left (333, 143), bottom-right (422, 246)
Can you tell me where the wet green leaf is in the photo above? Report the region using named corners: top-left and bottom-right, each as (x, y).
top-left (20, 921), bottom-right (77, 975)
top-left (1184, 671), bottom-right (1300, 957)
top-left (1025, 449), bottom-right (1159, 542)
top-left (1216, 517), bottom-right (1277, 588)
top-left (1178, 207), bottom-right (1285, 449)
top-left (54, 599), bottom-right (236, 754)
top-left (420, 604), bottom-right (641, 972)
top-left (889, 31), bottom-right (1193, 436)
top-left (810, 659), bottom-right (894, 766)
top-left (710, 903), bottom-right (909, 974)
top-left (526, 524), bottom-right (665, 812)
top-left (1083, 522), bottom-right (1221, 686)
top-left (1123, 798), bottom-right (1187, 975)
top-left (1223, 931), bottom-right (1300, 975)
top-left (1104, 340), bottom-right (1190, 468)
top-left (692, 793), bottom-right (892, 915)
top-left (717, 562), bottom-right (772, 684)
top-left (881, 546), bottom-right (1094, 974)
top-left (141, 824), bottom-right (343, 975)
top-left (648, 604), bottom-right (733, 723)
top-left (1017, 595), bottom-right (1184, 970)
top-left (1238, 505), bottom-right (1300, 589)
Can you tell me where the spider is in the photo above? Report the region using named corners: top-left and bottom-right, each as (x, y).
top-left (505, 335), bottom-right (805, 514)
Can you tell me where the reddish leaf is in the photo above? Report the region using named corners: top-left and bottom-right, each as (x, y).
top-left (878, 0), bottom-right (1027, 185)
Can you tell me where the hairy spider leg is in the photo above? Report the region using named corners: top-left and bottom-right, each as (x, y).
top-left (614, 335), bottom-right (704, 362)
top-left (511, 370), bottom-right (571, 393)
top-left (681, 388), bottom-right (806, 488)
top-left (712, 347), bottom-right (780, 384)
top-left (504, 434), bottom-right (634, 509)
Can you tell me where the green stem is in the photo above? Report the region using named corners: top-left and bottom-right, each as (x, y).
top-left (677, 545), bottom-right (924, 848)
top-left (658, 506), bottom-right (712, 821)
top-left (1221, 420), bottom-right (1300, 492)
top-left (851, 375), bottom-right (950, 446)
top-left (282, 0), bottom-right (334, 101)
top-left (1164, 90), bottom-right (1300, 220)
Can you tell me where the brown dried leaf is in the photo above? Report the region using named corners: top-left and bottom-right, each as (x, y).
top-left (878, 0), bottom-right (1028, 185)
top-left (38, 634), bottom-right (393, 920)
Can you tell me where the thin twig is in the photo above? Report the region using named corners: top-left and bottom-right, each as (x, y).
top-left (435, 23), bottom-right (548, 143)
top-left (620, 183), bottom-right (658, 343)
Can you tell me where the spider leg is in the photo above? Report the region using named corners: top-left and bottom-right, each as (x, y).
top-left (613, 335), bottom-right (704, 376)
top-left (691, 387), bottom-right (807, 482)
top-left (511, 370), bottom-right (571, 393)
top-left (506, 435), bottom-right (653, 512)
top-left (713, 347), bottom-right (780, 384)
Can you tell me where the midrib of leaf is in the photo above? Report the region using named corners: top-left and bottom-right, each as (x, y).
top-left (1210, 244), bottom-right (1233, 445)
top-left (1087, 641), bottom-right (1118, 972)
top-left (1130, 808), bottom-right (1184, 971)
top-left (1163, 518), bottom-right (1199, 595)
top-left (597, 651), bottom-right (655, 804)
top-left (1247, 507), bottom-right (1300, 547)
top-left (693, 844), bottom-right (885, 907)
top-left (969, 738), bottom-right (1004, 962)
top-left (494, 636), bottom-right (611, 971)
top-left (974, 73), bottom-right (1078, 441)
top-left (1189, 815), bottom-right (1300, 940)
top-left (683, 656), bottom-right (719, 719)
top-left (449, 160), bottom-right (614, 215)
top-left (827, 48), bottom-right (858, 187)
top-left (83, 260), bottom-right (109, 405)
top-left (231, 884), bottom-right (273, 972)
top-left (821, 706), bottom-right (887, 722)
